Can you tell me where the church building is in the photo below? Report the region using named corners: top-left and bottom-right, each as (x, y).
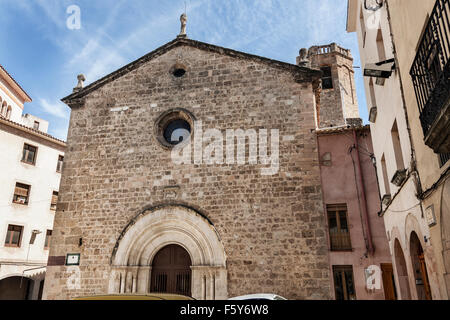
top-left (43, 20), bottom-right (363, 300)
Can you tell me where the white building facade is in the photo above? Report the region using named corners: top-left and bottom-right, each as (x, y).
top-left (0, 64), bottom-right (66, 299)
top-left (347, 0), bottom-right (448, 300)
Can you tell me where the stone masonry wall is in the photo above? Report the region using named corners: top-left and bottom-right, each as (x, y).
top-left (43, 43), bottom-right (332, 300)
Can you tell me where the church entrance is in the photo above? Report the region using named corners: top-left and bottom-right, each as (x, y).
top-left (150, 244), bottom-right (192, 296)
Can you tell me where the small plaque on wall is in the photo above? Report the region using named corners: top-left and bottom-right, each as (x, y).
top-left (66, 253), bottom-right (80, 266)
top-left (425, 205), bottom-right (436, 227)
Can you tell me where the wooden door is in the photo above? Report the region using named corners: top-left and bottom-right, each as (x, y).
top-left (381, 263), bottom-right (397, 300)
top-left (418, 253), bottom-right (432, 300)
top-left (151, 244), bottom-right (192, 296)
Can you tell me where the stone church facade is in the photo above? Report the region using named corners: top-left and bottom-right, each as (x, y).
top-left (42, 36), bottom-right (353, 300)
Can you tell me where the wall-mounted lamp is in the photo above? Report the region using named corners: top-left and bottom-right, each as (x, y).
top-left (364, 0), bottom-right (383, 11)
top-left (364, 58), bottom-right (395, 79)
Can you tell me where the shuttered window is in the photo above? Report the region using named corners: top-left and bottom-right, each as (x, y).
top-left (44, 230), bottom-right (52, 249)
top-left (50, 191), bottom-right (58, 210)
top-left (333, 265), bottom-right (356, 300)
top-left (22, 144), bottom-right (37, 165)
top-left (5, 225), bottom-right (23, 247)
top-left (56, 155), bottom-right (64, 172)
top-left (13, 183), bottom-right (30, 205)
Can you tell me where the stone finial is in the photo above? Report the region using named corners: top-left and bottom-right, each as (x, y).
top-left (178, 13), bottom-right (187, 37)
top-left (297, 48), bottom-right (310, 67)
top-left (73, 74), bottom-right (86, 93)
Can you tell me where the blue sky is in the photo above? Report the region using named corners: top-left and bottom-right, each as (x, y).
top-left (0, 0), bottom-right (367, 140)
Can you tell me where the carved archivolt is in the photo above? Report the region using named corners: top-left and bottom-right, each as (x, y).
top-left (109, 205), bottom-right (227, 299)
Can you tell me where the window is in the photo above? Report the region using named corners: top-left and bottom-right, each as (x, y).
top-left (0, 101), bottom-right (6, 117)
top-left (327, 204), bottom-right (351, 251)
top-left (333, 265), bottom-right (356, 300)
top-left (391, 121), bottom-right (405, 171)
top-left (44, 230), bottom-right (52, 249)
top-left (5, 225), bottom-right (23, 247)
top-left (22, 144), bottom-right (37, 165)
top-left (33, 121), bottom-right (40, 130)
top-left (381, 154), bottom-right (391, 195)
top-left (321, 66), bottom-right (333, 89)
top-left (170, 63), bottom-right (187, 78)
top-left (155, 109), bottom-right (194, 148)
top-left (56, 155), bottom-right (64, 172)
top-left (163, 119), bottom-right (191, 145)
top-left (50, 191), bottom-right (58, 210)
top-left (376, 28), bottom-right (386, 62)
top-left (360, 6), bottom-right (367, 47)
top-left (369, 78), bottom-right (377, 107)
top-left (6, 106), bottom-right (12, 120)
top-left (13, 183), bottom-right (31, 205)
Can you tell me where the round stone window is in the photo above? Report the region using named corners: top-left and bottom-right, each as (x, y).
top-left (170, 63), bottom-right (187, 78)
top-left (163, 119), bottom-right (191, 145)
top-left (155, 109), bottom-right (195, 148)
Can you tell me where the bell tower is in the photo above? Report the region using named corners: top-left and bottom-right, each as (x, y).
top-left (298, 43), bottom-right (361, 128)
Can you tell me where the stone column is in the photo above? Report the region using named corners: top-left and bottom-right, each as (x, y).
top-left (125, 270), bottom-right (133, 293)
top-left (120, 268), bottom-right (126, 294)
top-left (191, 266), bottom-right (227, 300)
top-left (108, 267), bottom-right (122, 293)
top-left (137, 266), bottom-right (151, 293)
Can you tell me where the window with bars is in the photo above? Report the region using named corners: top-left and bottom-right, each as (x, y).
top-left (50, 191), bottom-right (58, 211)
top-left (44, 230), bottom-right (52, 249)
top-left (22, 144), bottom-right (37, 165)
top-left (5, 225), bottom-right (23, 247)
top-left (13, 183), bottom-right (31, 205)
top-left (321, 66), bottom-right (333, 89)
top-left (327, 204), bottom-right (352, 251)
top-left (333, 265), bottom-right (356, 300)
top-left (56, 155), bottom-right (64, 172)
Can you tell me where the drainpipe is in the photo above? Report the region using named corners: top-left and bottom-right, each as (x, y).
top-left (353, 129), bottom-right (375, 255)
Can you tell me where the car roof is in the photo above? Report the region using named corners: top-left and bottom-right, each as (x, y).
top-left (228, 293), bottom-right (287, 300)
top-left (73, 293), bottom-right (194, 300)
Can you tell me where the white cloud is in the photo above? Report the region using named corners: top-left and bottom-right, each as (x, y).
top-left (39, 99), bottom-right (70, 119)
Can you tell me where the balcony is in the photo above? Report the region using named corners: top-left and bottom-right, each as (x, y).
top-left (329, 230), bottom-right (352, 251)
top-left (410, 0), bottom-right (450, 153)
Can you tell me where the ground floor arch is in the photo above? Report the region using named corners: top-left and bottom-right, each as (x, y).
top-left (409, 231), bottom-right (432, 300)
top-left (0, 275), bottom-right (44, 300)
top-left (393, 238), bottom-right (411, 299)
top-left (109, 205), bottom-right (227, 299)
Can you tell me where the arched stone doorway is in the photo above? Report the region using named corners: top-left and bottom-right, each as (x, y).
top-left (109, 205), bottom-right (227, 299)
top-left (410, 232), bottom-right (432, 300)
top-left (393, 238), bottom-right (411, 299)
top-left (150, 244), bottom-right (192, 296)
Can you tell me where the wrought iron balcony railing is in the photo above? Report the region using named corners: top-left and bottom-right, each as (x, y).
top-left (410, 0), bottom-right (450, 141)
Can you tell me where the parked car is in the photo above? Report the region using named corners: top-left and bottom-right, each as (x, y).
top-left (228, 293), bottom-right (287, 300)
top-left (73, 293), bottom-right (194, 300)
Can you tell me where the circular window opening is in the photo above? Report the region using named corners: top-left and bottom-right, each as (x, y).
top-left (173, 68), bottom-right (186, 78)
top-left (163, 119), bottom-right (191, 145)
top-left (155, 109), bottom-right (195, 149)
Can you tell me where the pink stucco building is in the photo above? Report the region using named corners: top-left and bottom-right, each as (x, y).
top-left (317, 125), bottom-right (395, 299)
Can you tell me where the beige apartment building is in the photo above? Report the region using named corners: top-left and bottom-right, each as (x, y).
top-left (0, 64), bottom-right (66, 299)
top-left (347, 0), bottom-right (449, 299)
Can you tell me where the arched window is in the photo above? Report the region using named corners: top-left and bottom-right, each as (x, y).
top-left (0, 101), bottom-right (7, 117)
top-left (6, 106), bottom-right (12, 120)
